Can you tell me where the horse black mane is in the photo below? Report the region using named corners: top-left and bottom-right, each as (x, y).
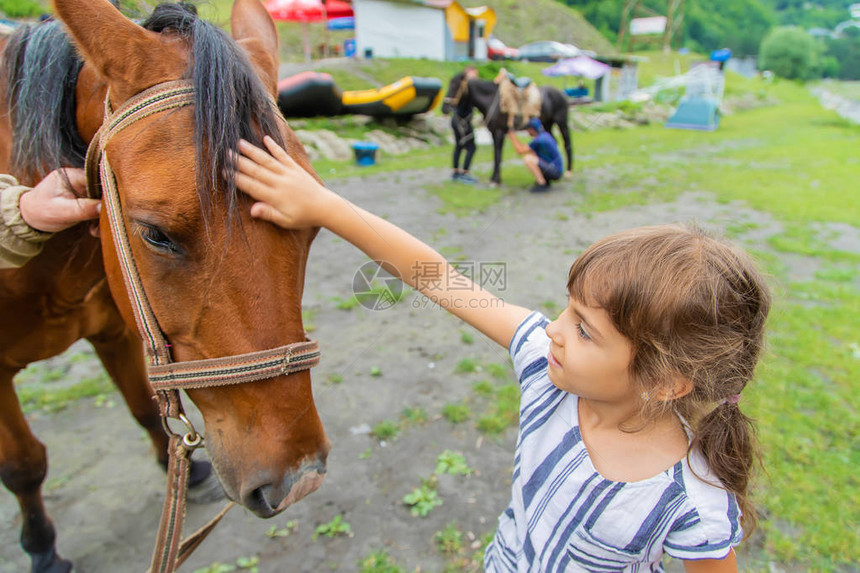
top-left (3, 20), bottom-right (87, 185)
top-left (3, 2), bottom-right (284, 217)
top-left (141, 2), bottom-right (286, 219)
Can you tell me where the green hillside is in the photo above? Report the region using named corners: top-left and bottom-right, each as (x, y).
top-left (460, 0), bottom-right (616, 55)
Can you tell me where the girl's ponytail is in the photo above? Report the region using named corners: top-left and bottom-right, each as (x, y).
top-left (692, 397), bottom-right (761, 534)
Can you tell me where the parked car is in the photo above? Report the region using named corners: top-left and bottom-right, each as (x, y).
top-left (516, 41), bottom-right (580, 62)
top-left (487, 36), bottom-right (520, 60)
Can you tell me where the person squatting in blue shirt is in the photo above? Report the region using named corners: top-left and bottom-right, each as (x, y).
top-left (233, 135), bottom-right (771, 573)
top-left (508, 117), bottom-right (564, 193)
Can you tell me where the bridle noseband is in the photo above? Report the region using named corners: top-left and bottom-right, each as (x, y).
top-left (86, 80), bottom-right (320, 572)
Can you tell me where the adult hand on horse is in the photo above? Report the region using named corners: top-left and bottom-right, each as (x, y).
top-left (235, 136), bottom-right (335, 229)
top-left (18, 168), bottom-right (100, 233)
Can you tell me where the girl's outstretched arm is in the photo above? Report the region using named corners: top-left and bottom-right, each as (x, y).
top-left (235, 136), bottom-right (530, 348)
top-left (683, 550), bottom-right (738, 573)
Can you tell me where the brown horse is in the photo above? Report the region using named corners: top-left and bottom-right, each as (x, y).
top-left (0, 15), bottom-right (194, 573)
top-left (0, 1), bottom-right (329, 571)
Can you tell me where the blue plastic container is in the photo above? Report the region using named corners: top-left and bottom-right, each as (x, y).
top-left (353, 142), bottom-right (379, 166)
top-left (564, 87), bottom-right (589, 98)
top-left (344, 38), bottom-right (356, 58)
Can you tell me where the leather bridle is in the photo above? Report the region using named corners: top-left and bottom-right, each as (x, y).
top-left (443, 75), bottom-right (469, 108)
top-left (86, 80), bottom-right (320, 572)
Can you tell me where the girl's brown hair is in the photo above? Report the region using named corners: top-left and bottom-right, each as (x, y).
top-left (566, 224), bottom-right (770, 535)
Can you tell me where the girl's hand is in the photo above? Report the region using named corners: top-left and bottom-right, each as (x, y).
top-left (234, 136), bottom-right (334, 229)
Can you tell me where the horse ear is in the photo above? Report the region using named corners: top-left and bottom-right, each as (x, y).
top-left (52, 0), bottom-right (187, 104)
top-left (231, 0), bottom-right (280, 95)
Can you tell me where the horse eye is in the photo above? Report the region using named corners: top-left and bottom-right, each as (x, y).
top-left (139, 224), bottom-right (179, 254)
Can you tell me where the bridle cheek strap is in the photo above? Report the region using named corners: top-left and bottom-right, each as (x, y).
top-left (89, 80), bottom-right (320, 573)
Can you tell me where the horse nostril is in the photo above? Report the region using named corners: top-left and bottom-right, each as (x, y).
top-left (241, 477), bottom-right (293, 517)
top-left (245, 486), bottom-right (267, 512)
top-left (239, 457), bottom-right (328, 517)
top-left (242, 484), bottom-right (289, 517)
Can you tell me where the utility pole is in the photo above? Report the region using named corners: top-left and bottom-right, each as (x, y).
top-left (663, 0), bottom-right (685, 52)
top-left (617, 0), bottom-right (638, 52)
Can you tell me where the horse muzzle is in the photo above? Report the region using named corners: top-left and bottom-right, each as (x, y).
top-left (238, 454), bottom-right (328, 518)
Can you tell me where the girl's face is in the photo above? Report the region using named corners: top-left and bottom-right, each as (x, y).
top-left (545, 295), bottom-right (637, 404)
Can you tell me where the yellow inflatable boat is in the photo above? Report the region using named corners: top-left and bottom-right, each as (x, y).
top-left (341, 76), bottom-right (443, 117)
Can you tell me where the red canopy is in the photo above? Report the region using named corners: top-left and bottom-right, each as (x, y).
top-left (264, 0), bottom-right (354, 22)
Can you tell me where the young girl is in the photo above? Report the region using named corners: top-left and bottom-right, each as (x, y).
top-left (233, 136), bottom-right (770, 573)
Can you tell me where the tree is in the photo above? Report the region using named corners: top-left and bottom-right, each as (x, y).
top-left (758, 26), bottom-right (820, 80)
top-left (823, 28), bottom-right (860, 80)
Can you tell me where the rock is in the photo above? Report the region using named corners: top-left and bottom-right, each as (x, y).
top-left (364, 129), bottom-right (427, 155)
top-left (349, 424), bottom-right (371, 435)
top-left (407, 115), bottom-right (450, 137)
top-left (475, 127), bottom-right (493, 145)
top-left (401, 127), bottom-right (441, 145)
top-left (380, 117), bottom-right (399, 130)
top-left (294, 128), bottom-right (354, 161)
top-left (299, 143), bottom-right (321, 161)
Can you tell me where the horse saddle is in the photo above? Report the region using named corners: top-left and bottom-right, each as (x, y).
top-left (495, 69), bottom-right (541, 124)
top-left (512, 75), bottom-right (532, 89)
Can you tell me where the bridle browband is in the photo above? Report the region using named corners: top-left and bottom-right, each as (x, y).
top-left (86, 79), bottom-right (320, 572)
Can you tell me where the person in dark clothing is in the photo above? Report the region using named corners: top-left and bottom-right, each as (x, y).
top-left (507, 117), bottom-right (563, 193)
top-left (451, 66), bottom-right (479, 184)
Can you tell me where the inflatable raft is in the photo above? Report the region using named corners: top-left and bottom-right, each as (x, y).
top-left (277, 71), bottom-right (343, 118)
top-left (277, 74), bottom-right (442, 118)
top-left (341, 76), bottom-right (442, 117)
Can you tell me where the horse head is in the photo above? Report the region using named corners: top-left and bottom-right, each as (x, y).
top-left (442, 71), bottom-right (470, 115)
top-left (53, 0), bottom-right (329, 517)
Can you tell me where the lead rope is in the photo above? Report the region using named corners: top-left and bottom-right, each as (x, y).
top-left (90, 80), bottom-right (320, 573)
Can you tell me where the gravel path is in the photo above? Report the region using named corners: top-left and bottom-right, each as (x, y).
top-left (812, 86), bottom-right (860, 124)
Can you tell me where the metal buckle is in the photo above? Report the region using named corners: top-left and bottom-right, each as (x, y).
top-left (162, 412), bottom-right (203, 449)
top-left (280, 346), bottom-right (293, 375)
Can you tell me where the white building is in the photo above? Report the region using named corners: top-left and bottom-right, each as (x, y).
top-left (353, 0), bottom-right (496, 61)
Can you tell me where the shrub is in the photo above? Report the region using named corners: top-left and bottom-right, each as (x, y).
top-left (759, 27), bottom-right (820, 81)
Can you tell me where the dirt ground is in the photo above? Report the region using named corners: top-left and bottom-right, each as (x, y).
top-left (0, 162), bottom-right (812, 572)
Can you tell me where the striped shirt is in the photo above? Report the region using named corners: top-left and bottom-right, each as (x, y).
top-left (484, 312), bottom-right (743, 572)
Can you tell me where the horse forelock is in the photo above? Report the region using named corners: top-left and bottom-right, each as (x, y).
top-left (2, 20), bottom-right (86, 185)
top-left (142, 2), bottom-right (285, 223)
